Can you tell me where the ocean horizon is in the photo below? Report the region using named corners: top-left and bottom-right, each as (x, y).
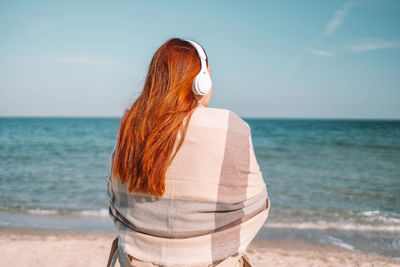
top-left (0, 117), bottom-right (399, 259)
top-left (2, 116), bottom-right (400, 120)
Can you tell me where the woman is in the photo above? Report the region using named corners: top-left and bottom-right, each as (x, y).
top-left (106, 38), bottom-right (270, 267)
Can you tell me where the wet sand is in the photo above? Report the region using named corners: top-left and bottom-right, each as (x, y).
top-left (0, 226), bottom-right (398, 267)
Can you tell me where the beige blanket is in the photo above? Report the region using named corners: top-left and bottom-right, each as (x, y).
top-left (107, 105), bottom-right (271, 266)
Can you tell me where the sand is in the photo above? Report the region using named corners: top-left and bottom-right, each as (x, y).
top-left (0, 226), bottom-right (398, 267)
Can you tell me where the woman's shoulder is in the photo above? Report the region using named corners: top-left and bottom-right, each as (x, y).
top-left (191, 106), bottom-right (250, 135)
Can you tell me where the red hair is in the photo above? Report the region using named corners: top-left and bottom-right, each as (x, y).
top-left (112, 38), bottom-right (208, 197)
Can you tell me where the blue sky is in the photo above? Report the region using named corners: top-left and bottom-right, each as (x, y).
top-left (1, 0), bottom-right (399, 118)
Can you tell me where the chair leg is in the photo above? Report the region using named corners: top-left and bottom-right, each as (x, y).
top-left (107, 237), bottom-right (119, 267)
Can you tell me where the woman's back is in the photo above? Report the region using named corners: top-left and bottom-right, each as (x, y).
top-left (107, 105), bottom-right (270, 266)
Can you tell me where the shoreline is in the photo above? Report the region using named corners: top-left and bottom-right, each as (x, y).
top-left (0, 226), bottom-right (398, 267)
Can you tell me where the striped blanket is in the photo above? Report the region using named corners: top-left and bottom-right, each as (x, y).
top-left (106, 105), bottom-right (271, 266)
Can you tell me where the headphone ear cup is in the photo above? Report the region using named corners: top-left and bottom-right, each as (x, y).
top-left (193, 73), bottom-right (212, 95)
top-left (191, 74), bottom-right (201, 95)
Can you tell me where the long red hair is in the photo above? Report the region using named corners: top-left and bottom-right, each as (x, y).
top-left (112, 38), bottom-right (208, 197)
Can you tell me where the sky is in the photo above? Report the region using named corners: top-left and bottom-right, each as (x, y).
top-left (0, 0), bottom-right (399, 119)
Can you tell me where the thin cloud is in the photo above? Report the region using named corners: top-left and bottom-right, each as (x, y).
top-left (304, 47), bottom-right (335, 57)
top-left (349, 39), bottom-right (400, 52)
top-left (323, 0), bottom-right (358, 36)
top-left (54, 57), bottom-right (115, 63)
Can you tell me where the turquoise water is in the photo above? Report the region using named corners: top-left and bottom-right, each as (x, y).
top-left (0, 117), bottom-right (399, 258)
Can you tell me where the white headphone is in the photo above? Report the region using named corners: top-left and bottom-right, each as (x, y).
top-left (185, 40), bottom-right (212, 96)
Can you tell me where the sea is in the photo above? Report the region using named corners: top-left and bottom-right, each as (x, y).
top-left (0, 117), bottom-right (399, 259)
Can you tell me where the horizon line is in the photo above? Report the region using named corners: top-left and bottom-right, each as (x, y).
top-left (1, 116), bottom-right (399, 121)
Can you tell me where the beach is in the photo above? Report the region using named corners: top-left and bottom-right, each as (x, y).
top-left (2, 0), bottom-right (400, 264)
top-left (1, 118), bottom-right (399, 264)
top-left (1, 226), bottom-right (398, 267)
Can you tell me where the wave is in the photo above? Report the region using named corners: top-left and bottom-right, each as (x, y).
top-left (359, 210), bottom-right (400, 224)
top-left (4, 208), bottom-right (400, 233)
top-left (320, 235), bottom-right (357, 251)
top-left (75, 209), bottom-right (109, 218)
top-left (26, 209), bottom-right (58, 215)
top-left (24, 208), bottom-right (109, 218)
top-left (264, 221), bottom-right (400, 233)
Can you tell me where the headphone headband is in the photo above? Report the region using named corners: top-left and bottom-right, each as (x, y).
top-left (185, 40), bottom-right (207, 60)
top-left (185, 40), bottom-right (207, 71)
